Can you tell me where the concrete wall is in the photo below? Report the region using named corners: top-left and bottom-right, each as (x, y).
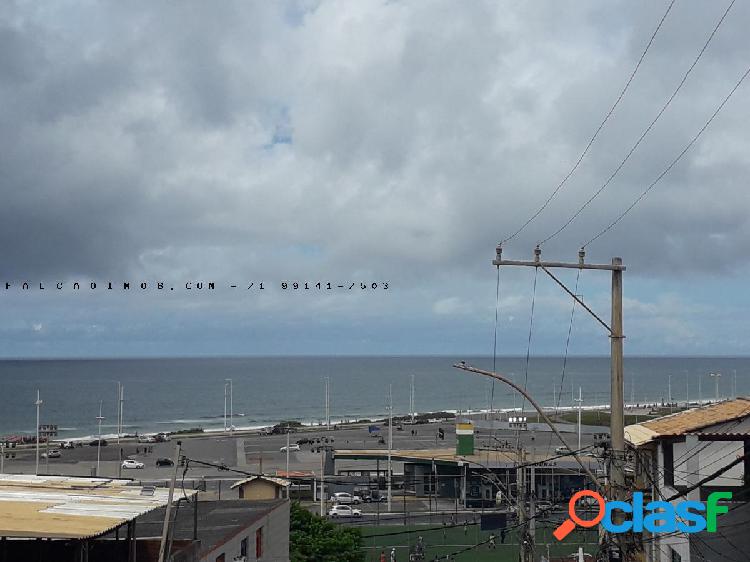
top-left (202, 501), bottom-right (290, 562)
top-left (238, 481), bottom-right (282, 501)
top-left (671, 440), bottom-right (745, 490)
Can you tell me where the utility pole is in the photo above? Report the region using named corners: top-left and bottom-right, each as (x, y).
top-left (516, 447), bottom-right (533, 562)
top-left (486, 245), bottom-right (627, 559)
top-left (34, 390), bottom-right (42, 476)
top-left (710, 373), bottom-right (721, 403)
top-left (117, 383), bottom-right (124, 479)
top-left (285, 425), bottom-right (290, 496)
top-left (316, 438), bottom-right (335, 516)
top-left (158, 441), bottom-right (182, 562)
top-left (575, 387), bottom-right (583, 451)
top-left (387, 383), bottom-right (393, 512)
top-left (96, 401), bottom-right (104, 477)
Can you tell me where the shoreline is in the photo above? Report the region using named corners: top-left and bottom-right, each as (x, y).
top-left (2, 398), bottom-right (713, 444)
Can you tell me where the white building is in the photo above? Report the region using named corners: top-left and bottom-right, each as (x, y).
top-left (625, 398), bottom-right (750, 562)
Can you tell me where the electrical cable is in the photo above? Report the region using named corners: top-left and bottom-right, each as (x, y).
top-left (583, 62), bottom-right (750, 247)
top-left (645, 451), bottom-right (747, 562)
top-left (545, 269), bottom-right (582, 457)
top-left (541, 0), bottom-right (737, 246)
top-left (501, 0), bottom-right (677, 245)
top-left (519, 268), bottom-right (539, 415)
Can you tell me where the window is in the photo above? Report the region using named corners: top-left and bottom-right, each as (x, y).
top-left (663, 442), bottom-right (674, 486)
top-left (216, 554), bottom-right (225, 562)
top-left (670, 547), bottom-right (682, 562)
top-left (240, 537), bottom-right (248, 557)
top-left (256, 527), bottom-right (263, 558)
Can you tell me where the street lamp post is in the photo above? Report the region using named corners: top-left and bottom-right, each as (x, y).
top-left (34, 390), bottom-right (42, 476)
top-left (96, 401), bottom-right (105, 476)
top-left (574, 387), bottom-right (583, 451)
top-left (709, 373), bottom-right (721, 403)
top-left (224, 381), bottom-right (228, 432)
top-left (225, 379), bottom-right (233, 433)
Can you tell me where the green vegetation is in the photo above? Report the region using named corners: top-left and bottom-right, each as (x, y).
top-left (290, 502), bottom-right (364, 562)
top-left (171, 427), bottom-right (204, 435)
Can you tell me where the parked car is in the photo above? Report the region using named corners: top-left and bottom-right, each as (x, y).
top-left (330, 492), bottom-right (362, 505)
top-left (280, 444), bottom-right (300, 452)
top-left (41, 449), bottom-right (61, 459)
top-left (121, 459), bottom-right (145, 469)
top-left (59, 441), bottom-right (75, 450)
top-left (361, 491), bottom-right (387, 503)
top-left (155, 433), bottom-right (171, 442)
top-left (555, 445), bottom-right (572, 455)
top-left (296, 437), bottom-right (314, 445)
top-left (138, 435), bottom-right (156, 443)
top-left (156, 458), bottom-right (174, 467)
top-left (89, 439), bottom-right (108, 447)
top-left (328, 505), bottom-right (362, 518)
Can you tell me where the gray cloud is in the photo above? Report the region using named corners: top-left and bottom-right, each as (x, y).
top-left (0, 0), bottom-right (748, 356)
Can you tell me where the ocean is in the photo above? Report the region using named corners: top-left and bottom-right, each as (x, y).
top-left (0, 356), bottom-right (747, 439)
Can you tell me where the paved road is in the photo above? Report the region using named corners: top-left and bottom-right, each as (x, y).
top-left (3, 420), bottom-right (600, 486)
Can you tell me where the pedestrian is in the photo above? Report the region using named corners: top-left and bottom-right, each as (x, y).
top-left (500, 528), bottom-right (507, 544)
top-left (463, 520), bottom-right (467, 536)
top-left (488, 533), bottom-right (496, 549)
top-left (380, 550), bottom-right (387, 562)
top-left (442, 522), bottom-right (446, 541)
top-left (136, 447), bottom-right (139, 454)
top-left (390, 546), bottom-right (397, 562)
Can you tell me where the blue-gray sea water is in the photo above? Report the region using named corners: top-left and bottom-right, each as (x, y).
top-left (0, 356), bottom-right (747, 438)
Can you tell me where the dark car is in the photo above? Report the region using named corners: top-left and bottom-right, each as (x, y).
top-left (296, 437), bottom-right (314, 445)
top-left (156, 458), bottom-right (174, 467)
top-left (89, 439), bottom-right (108, 447)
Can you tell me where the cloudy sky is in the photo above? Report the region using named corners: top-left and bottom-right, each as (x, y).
top-left (0, 0), bottom-right (748, 358)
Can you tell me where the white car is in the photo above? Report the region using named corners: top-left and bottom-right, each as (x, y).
top-left (121, 459), bottom-right (145, 469)
top-left (555, 445), bottom-right (572, 455)
top-left (138, 435), bottom-right (156, 443)
top-left (330, 492), bottom-right (362, 505)
top-left (280, 444), bottom-right (300, 452)
top-left (328, 505), bottom-right (362, 518)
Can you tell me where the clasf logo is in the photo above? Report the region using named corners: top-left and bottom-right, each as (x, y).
top-left (553, 490), bottom-right (732, 541)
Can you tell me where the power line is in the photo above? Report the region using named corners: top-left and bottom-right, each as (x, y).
top-left (501, 0), bottom-right (677, 244)
top-left (519, 267), bottom-right (538, 415)
top-left (541, 0), bottom-right (736, 245)
top-left (583, 62), bottom-right (750, 247)
top-left (546, 269), bottom-right (581, 456)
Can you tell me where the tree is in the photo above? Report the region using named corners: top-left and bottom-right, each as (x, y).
top-left (290, 501), bottom-right (364, 562)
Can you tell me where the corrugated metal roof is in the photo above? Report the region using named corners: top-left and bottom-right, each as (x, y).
top-left (0, 474), bottom-right (196, 539)
top-left (625, 397), bottom-right (750, 447)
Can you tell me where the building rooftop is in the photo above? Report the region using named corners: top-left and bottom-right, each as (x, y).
top-left (135, 500), bottom-right (286, 557)
top-left (625, 397), bottom-right (750, 447)
top-left (334, 448), bottom-right (592, 468)
top-left (229, 475), bottom-right (290, 490)
top-left (0, 474), bottom-right (196, 539)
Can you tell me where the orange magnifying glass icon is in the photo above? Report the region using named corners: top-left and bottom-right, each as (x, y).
top-left (553, 490), bottom-right (606, 541)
